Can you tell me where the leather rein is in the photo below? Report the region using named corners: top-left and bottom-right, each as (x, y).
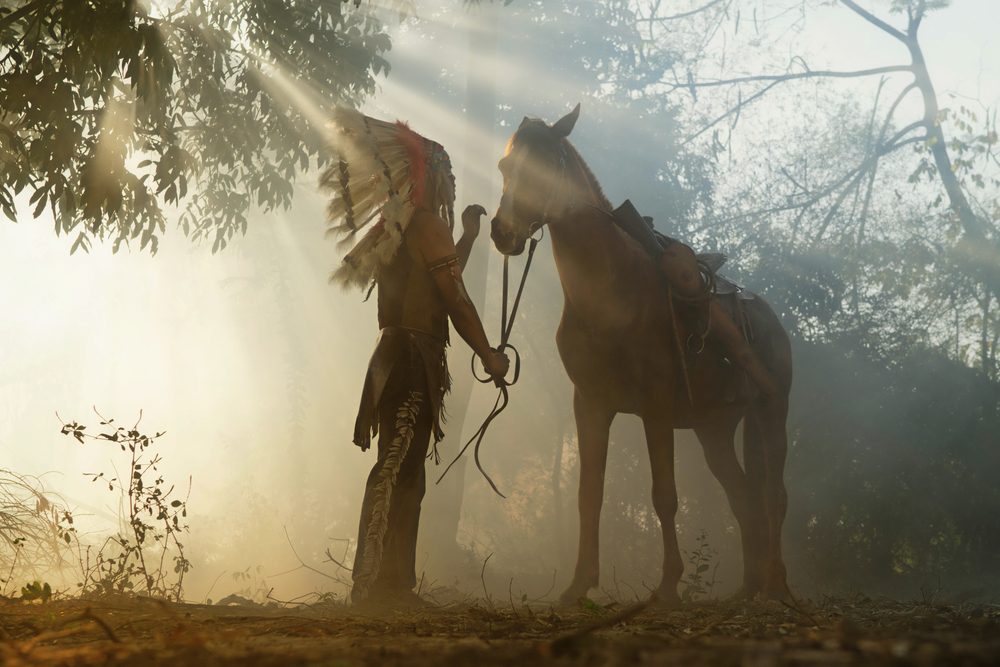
top-left (436, 146), bottom-right (569, 498)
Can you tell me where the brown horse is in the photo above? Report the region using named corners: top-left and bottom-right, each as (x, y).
top-left (489, 105), bottom-right (793, 605)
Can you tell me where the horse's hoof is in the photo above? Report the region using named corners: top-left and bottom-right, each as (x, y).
top-left (762, 583), bottom-right (792, 602)
top-left (650, 588), bottom-right (682, 609)
top-left (729, 585), bottom-right (762, 602)
top-left (558, 584), bottom-right (593, 607)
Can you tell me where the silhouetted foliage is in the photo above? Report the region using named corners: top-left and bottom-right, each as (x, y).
top-left (0, 469), bottom-right (75, 593)
top-left (0, 0), bottom-right (390, 252)
top-left (60, 411), bottom-right (191, 600)
top-left (787, 336), bottom-right (1000, 595)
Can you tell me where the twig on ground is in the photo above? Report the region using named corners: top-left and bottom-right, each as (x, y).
top-left (419, 579), bottom-right (449, 608)
top-left (622, 580), bottom-right (642, 603)
top-left (146, 596), bottom-right (183, 620)
top-left (202, 569), bottom-right (228, 604)
top-left (323, 543), bottom-right (353, 573)
top-left (687, 608), bottom-right (742, 640)
top-left (266, 589), bottom-right (324, 607)
top-left (541, 596), bottom-right (652, 657)
top-left (81, 608), bottom-right (122, 643)
top-left (612, 565), bottom-right (625, 602)
top-left (2, 546), bottom-right (19, 598)
top-left (278, 526), bottom-right (350, 588)
top-left (780, 596), bottom-right (821, 627)
top-left (480, 553), bottom-right (494, 609)
top-left (49, 608), bottom-right (122, 643)
top-left (508, 577), bottom-right (520, 618)
top-left (526, 570), bottom-right (557, 604)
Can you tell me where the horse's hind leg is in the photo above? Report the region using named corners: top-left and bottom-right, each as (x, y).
top-left (695, 417), bottom-right (764, 597)
top-left (643, 412), bottom-right (682, 607)
top-left (560, 388), bottom-right (613, 605)
top-left (755, 396), bottom-right (790, 598)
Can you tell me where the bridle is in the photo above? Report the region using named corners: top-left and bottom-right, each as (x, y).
top-left (436, 140), bottom-right (570, 498)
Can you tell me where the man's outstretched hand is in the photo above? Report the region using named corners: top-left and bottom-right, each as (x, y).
top-left (462, 204), bottom-right (487, 239)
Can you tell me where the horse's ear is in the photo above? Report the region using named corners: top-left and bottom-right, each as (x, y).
top-left (518, 116), bottom-right (531, 129)
top-left (551, 103), bottom-right (581, 138)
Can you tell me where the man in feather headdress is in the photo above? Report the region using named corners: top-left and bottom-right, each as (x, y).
top-left (321, 109), bottom-right (509, 606)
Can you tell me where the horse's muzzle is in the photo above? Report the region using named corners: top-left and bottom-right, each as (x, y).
top-left (490, 218), bottom-right (526, 256)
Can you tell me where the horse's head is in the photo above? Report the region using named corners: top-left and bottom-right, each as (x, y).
top-left (491, 104), bottom-right (580, 256)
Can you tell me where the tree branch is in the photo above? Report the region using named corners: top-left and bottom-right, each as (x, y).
top-left (636, 0), bottom-right (730, 23)
top-left (812, 166), bottom-right (867, 245)
top-left (665, 64), bottom-right (912, 91)
top-left (839, 0), bottom-right (908, 42)
top-left (713, 132), bottom-right (927, 230)
top-left (813, 131), bottom-right (930, 244)
top-left (681, 79), bottom-right (784, 146)
top-left (908, 30), bottom-right (996, 248)
top-left (908, 0), bottom-right (927, 35)
top-left (878, 82), bottom-right (918, 139)
top-left (883, 119), bottom-right (928, 148)
top-left (879, 133), bottom-right (928, 155)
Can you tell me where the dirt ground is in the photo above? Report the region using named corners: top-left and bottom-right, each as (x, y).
top-left (1, 594), bottom-right (998, 666)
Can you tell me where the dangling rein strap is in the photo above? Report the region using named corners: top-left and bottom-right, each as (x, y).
top-left (438, 143), bottom-right (565, 497)
top-left (436, 233), bottom-right (541, 498)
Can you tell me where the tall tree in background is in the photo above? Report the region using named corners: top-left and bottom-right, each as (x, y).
top-left (637, 0), bottom-right (1000, 593)
top-left (0, 0), bottom-right (390, 253)
top-left (643, 0), bottom-right (998, 372)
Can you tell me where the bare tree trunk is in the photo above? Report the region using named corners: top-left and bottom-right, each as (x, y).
top-left (872, 2), bottom-right (1000, 294)
top-left (679, 2), bottom-right (1000, 293)
top-left (980, 288), bottom-right (991, 376)
top-left (907, 56), bottom-right (986, 239)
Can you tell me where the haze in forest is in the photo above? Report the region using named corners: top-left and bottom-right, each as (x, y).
top-left (2, 0), bottom-right (998, 604)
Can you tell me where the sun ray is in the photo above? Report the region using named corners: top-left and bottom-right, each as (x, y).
top-left (367, 77), bottom-right (504, 195)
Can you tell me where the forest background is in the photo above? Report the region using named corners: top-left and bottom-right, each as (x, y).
top-left (1, 0), bottom-right (997, 605)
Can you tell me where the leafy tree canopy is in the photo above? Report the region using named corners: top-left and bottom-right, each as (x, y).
top-left (888, 0), bottom-right (951, 13)
top-left (0, 0), bottom-right (391, 253)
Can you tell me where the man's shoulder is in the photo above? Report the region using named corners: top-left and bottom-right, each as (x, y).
top-left (407, 208), bottom-right (455, 262)
top-left (408, 208), bottom-right (450, 238)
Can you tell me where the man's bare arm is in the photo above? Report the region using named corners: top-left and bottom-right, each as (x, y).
top-left (434, 262), bottom-right (493, 359)
top-left (412, 211), bottom-right (507, 378)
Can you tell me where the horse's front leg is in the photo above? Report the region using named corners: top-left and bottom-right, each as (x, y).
top-left (643, 408), bottom-right (682, 607)
top-left (559, 388), bottom-right (614, 605)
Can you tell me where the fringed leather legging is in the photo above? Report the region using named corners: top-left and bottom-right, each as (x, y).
top-left (351, 349), bottom-right (434, 602)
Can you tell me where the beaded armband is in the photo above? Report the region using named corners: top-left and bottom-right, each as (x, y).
top-left (427, 254), bottom-right (460, 273)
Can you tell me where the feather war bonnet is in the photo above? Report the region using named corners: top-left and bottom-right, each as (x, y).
top-left (321, 108), bottom-right (456, 289)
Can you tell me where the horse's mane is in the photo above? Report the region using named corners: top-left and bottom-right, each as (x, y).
top-left (562, 139), bottom-right (612, 210)
top-left (515, 119), bottom-right (612, 210)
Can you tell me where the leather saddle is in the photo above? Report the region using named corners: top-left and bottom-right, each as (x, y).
top-left (612, 199), bottom-right (755, 302)
top-left (611, 200), bottom-right (758, 402)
